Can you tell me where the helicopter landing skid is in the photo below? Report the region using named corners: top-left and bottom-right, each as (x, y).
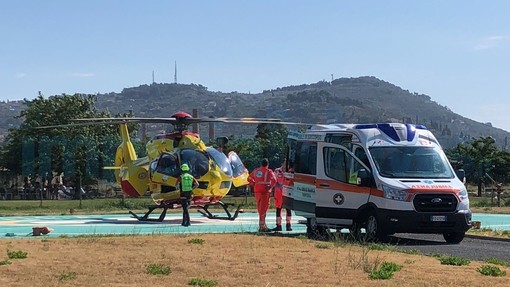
top-left (194, 201), bottom-right (242, 221)
top-left (129, 204), bottom-right (172, 222)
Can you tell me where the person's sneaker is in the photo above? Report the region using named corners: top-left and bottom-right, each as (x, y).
top-left (286, 224), bottom-right (292, 231)
top-left (258, 227), bottom-right (271, 232)
top-left (272, 225), bottom-right (282, 232)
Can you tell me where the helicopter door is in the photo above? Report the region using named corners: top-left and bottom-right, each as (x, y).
top-left (315, 142), bottom-right (373, 227)
top-left (150, 153), bottom-right (180, 185)
top-left (228, 151), bottom-right (249, 187)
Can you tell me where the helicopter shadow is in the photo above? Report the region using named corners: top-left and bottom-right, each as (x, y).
top-left (81, 216), bottom-right (193, 225)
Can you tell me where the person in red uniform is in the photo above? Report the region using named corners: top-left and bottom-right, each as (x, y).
top-left (272, 161), bottom-right (292, 231)
top-left (248, 158), bottom-right (276, 232)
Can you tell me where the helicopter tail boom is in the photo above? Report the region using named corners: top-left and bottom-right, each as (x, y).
top-left (111, 123), bottom-right (148, 197)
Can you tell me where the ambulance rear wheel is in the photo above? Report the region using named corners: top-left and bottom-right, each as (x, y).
top-left (306, 218), bottom-right (330, 240)
top-left (443, 231), bottom-right (465, 244)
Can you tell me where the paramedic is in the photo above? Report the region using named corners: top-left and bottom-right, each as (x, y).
top-left (272, 161), bottom-right (292, 231)
top-left (177, 163), bottom-right (199, 227)
top-left (248, 158), bottom-right (276, 232)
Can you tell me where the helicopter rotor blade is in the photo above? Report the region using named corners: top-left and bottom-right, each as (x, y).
top-left (217, 118), bottom-right (313, 126)
top-left (34, 116), bottom-right (315, 129)
top-left (72, 117), bottom-right (229, 124)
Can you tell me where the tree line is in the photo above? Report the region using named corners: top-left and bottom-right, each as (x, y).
top-left (1, 93), bottom-right (508, 199)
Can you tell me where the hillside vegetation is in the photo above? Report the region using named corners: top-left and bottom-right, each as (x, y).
top-left (2, 76), bottom-right (509, 148)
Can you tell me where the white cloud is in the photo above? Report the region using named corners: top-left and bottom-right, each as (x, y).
top-left (69, 72), bottom-right (95, 78)
top-left (474, 35), bottom-right (507, 51)
top-left (15, 73), bottom-right (26, 78)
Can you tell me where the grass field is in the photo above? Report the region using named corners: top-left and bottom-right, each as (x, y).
top-left (1, 233), bottom-right (509, 287)
top-left (0, 196), bottom-right (257, 216)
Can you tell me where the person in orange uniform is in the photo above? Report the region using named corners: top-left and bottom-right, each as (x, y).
top-left (272, 161), bottom-right (292, 232)
top-left (248, 158), bottom-right (276, 232)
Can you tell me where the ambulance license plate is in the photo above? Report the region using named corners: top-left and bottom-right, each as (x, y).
top-left (431, 215), bottom-right (447, 222)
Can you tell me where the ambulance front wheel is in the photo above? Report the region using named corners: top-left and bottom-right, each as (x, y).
top-left (351, 209), bottom-right (385, 242)
top-left (443, 231), bottom-right (465, 244)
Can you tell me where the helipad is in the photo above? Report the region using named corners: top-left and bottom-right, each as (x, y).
top-left (0, 212), bottom-right (506, 238)
top-left (0, 212), bottom-right (306, 238)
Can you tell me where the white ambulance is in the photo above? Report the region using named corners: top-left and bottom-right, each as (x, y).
top-left (283, 123), bottom-right (471, 243)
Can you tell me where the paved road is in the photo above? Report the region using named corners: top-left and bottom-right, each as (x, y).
top-left (387, 233), bottom-right (510, 262)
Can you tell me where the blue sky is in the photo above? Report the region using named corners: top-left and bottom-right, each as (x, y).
top-left (1, 1), bottom-right (509, 131)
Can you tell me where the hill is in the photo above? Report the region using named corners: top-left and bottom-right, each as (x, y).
top-left (93, 76), bottom-right (509, 149)
top-left (2, 76), bottom-right (509, 149)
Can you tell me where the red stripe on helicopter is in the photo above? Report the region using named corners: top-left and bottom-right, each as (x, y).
top-left (120, 180), bottom-right (141, 197)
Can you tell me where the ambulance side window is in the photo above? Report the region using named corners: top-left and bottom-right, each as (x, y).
top-left (353, 146), bottom-right (371, 171)
top-left (325, 134), bottom-right (353, 149)
top-left (324, 147), bottom-right (365, 184)
top-left (324, 147), bottom-right (347, 182)
top-left (294, 142), bottom-right (317, 175)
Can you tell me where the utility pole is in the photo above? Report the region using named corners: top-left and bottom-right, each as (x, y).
top-left (174, 61), bottom-right (177, 84)
top-left (152, 70), bottom-right (155, 84)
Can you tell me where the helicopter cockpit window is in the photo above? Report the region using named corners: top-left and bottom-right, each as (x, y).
top-left (155, 153), bottom-right (179, 177)
top-left (228, 151), bottom-right (247, 177)
top-left (206, 147), bottom-right (233, 177)
top-left (179, 149), bottom-right (210, 178)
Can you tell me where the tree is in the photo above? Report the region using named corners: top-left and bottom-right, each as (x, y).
top-left (226, 123), bottom-right (289, 171)
top-left (446, 136), bottom-right (507, 196)
top-left (255, 123), bottom-right (288, 168)
top-left (227, 137), bottom-right (263, 171)
top-left (0, 93), bottom-right (133, 197)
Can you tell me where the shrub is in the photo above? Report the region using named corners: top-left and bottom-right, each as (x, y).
top-left (380, 261), bottom-right (403, 272)
top-left (438, 255), bottom-right (470, 266)
top-left (369, 261), bottom-right (403, 280)
top-left (57, 272), bottom-right (77, 281)
top-left (369, 268), bottom-right (394, 280)
top-left (7, 250), bottom-right (28, 259)
top-left (0, 260), bottom-right (12, 266)
top-left (146, 263), bottom-right (172, 275)
top-left (477, 265), bottom-right (507, 277)
top-left (188, 278), bottom-right (218, 286)
top-left (188, 238), bottom-right (205, 245)
top-left (485, 257), bottom-right (509, 267)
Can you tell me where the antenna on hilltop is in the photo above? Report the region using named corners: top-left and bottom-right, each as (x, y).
top-left (152, 70), bottom-right (155, 84)
top-left (174, 61), bottom-right (177, 84)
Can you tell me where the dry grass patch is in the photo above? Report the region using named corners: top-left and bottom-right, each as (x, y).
top-left (0, 234), bottom-right (509, 286)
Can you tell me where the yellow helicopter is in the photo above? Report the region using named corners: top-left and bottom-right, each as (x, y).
top-left (71, 111), bottom-right (301, 222)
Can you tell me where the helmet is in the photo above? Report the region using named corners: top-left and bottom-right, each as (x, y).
top-left (181, 164), bottom-right (190, 171)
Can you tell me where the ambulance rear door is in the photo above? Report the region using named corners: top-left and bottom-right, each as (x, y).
top-left (287, 140), bottom-right (317, 218)
top-left (315, 142), bottom-right (372, 227)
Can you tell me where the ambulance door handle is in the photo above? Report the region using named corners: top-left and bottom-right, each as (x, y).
top-left (319, 183), bottom-right (330, 188)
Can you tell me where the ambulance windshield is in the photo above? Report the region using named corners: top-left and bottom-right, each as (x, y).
top-left (369, 146), bottom-right (454, 179)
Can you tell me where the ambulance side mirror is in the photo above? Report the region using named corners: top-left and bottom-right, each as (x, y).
top-left (357, 168), bottom-right (374, 187)
top-left (455, 169), bottom-right (466, 184)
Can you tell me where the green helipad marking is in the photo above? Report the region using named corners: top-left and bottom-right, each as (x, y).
top-left (0, 212), bottom-right (305, 238)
